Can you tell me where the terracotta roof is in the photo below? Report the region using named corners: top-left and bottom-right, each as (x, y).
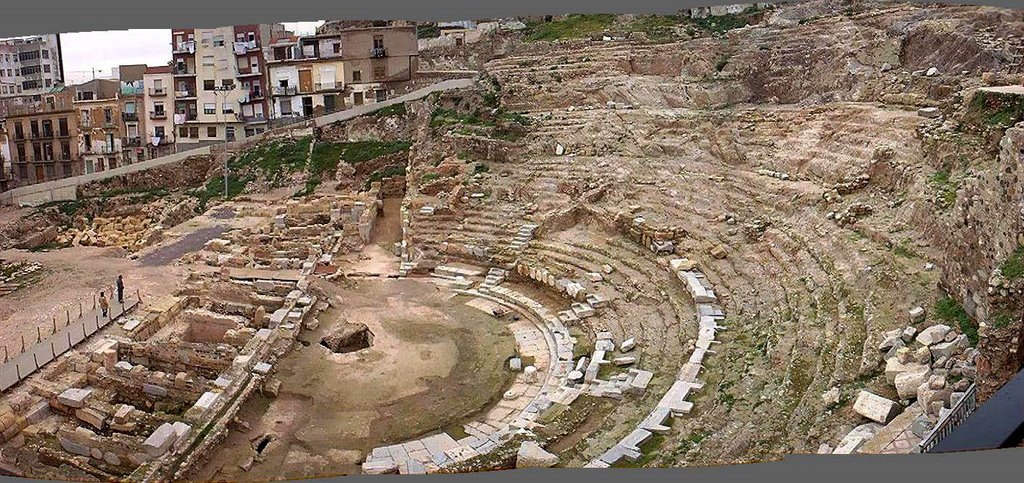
top-left (145, 65), bottom-right (173, 74)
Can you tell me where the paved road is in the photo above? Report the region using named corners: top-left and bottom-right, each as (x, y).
top-left (139, 225), bottom-right (230, 267)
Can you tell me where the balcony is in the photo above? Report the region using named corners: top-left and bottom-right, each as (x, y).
top-left (122, 112), bottom-right (139, 122)
top-left (237, 113), bottom-right (266, 123)
top-left (237, 67), bottom-right (262, 77)
top-left (103, 120), bottom-right (116, 129)
top-left (233, 40), bottom-right (258, 55)
top-left (241, 89), bottom-right (265, 102)
top-left (148, 135), bottom-right (174, 146)
top-left (174, 112), bottom-right (199, 124)
top-left (149, 111), bottom-right (167, 120)
top-left (123, 137), bottom-right (142, 147)
top-left (173, 40), bottom-right (196, 54)
top-left (272, 86), bottom-right (297, 96)
top-left (149, 87), bottom-right (168, 97)
top-left (175, 90), bottom-right (197, 99)
top-left (174, 65), bottom-right (196, 77)
top-left (84, 145), bottom-right (117, 155)
top-left (315, 82), bottom-right (341, 91)
top-left (370, 47), bottom-right (387, 58)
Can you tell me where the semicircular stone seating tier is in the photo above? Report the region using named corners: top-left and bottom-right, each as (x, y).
top-left (584, 256), bottom-right (726, 468)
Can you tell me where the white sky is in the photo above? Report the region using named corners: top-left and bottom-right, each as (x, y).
top-left (59, 21), bottom-right (324, 84)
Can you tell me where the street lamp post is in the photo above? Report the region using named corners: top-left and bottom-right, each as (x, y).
top-left (213, 84), bottom-right (235, 199)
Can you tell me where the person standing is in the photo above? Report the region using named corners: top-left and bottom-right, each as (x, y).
top-left (99, 292), bottom-right (110, 318)
top-left (116, 275), bottom-right (125, 305)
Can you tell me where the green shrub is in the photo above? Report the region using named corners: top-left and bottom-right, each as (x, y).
top-left (374, 102), bottom-right (407, 117)
top-left (928, 168), bottom-right (959, 210)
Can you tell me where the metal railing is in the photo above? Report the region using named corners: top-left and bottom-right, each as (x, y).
top-left (371, 47), bottom-right (387, 58)
top-left (149, 87), bottom-right (168, 96)
top-left (122, 112), bottom-right (139, 122)
top-left (149, 111), bottom-right (167, 119)
top-left (233, 40), bottom-right (258, 54)
top-left (919, 383), bottom-right (978, 453)
top-left (272, 86), bottom-right (297, 96)
top-left (175, 90), bottom-right (197, 98)
top-left (0, 288), bottom-right (141, 392)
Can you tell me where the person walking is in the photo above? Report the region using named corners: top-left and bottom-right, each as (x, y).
top-left (116, 275), bottom-right (125, 305)
top-left (99, 291), bottom-right (110, 318)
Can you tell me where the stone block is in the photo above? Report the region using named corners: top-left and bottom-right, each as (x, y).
top-left (57, 388), bottom-right (93, 409)
top-left (143, 423), bottom-right (177, 457)
top-left (853, 390), bottom-right (900, 424)
top-left (516, 441), bottom-right (559, 468)
top-left (916, 324), bottom-right (951, 346)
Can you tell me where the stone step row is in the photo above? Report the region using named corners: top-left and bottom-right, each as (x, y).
top-left (585, 256), bottom-right (726, 468)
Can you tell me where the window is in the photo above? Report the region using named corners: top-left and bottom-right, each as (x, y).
top-left (222, 102), bottom-right (234, 113)
top-left (207, 127), bottom-right (217, 138)
top-left (178, 126), bottom-right (188, 138)
top-left (153, 78), bottom-right (163, 89)
top-left (128, 125), bottom-right (138, 137)
top-left (189, 127), bottom-right (199, 138)
top-left (154, 127), bottom-right (165, 138)
top-left (213, 35), bottom-right (225, 47)
top-left (202, 55), bottom-right (215, 66)
top-left (61, 141), bottom-right (70, 159)
top-left (226, 126), bottom-right (235, 141)
top-left (218, 58), bottom-right (228, 70)
top-left (58, 118), bottom-right (68, 136)
top-left (333, 42), bottom-right (341, 54)
top-left (44, 79), bottom-right (51, 87)
top-left (16, 145), bottom-right (26, 162)
top-left (373, 65), bottom-right (386, 79)
top-left (41, 49), bottom-right (49, 59)
top-left (43, 64), bottom-right (50, 73)
top-left (154, 102), bottom-right (165, 115)
top-left (352, 70), bottom-right (361, 82)
top-left (204, 103), bottom-right (216, 114)
top-left (248, 32), bottom-right (256, 42)
top-left (204, 80), bottom-right (215, 90)
top-left (221, 79), bottom-right (234, 88)
top-left (373, 35), bottom-right (384, 50)
top-left (104, 108), bottom-right (112, 123)
top-left (201, 31), bottom-right (213, 44)
top-left (125, 101), bottom-right (136, 114)
top-left (280, 100), bottom-right (292, 115)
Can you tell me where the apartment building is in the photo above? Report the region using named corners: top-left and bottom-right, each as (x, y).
top-left (143, 65), bottom-right (175, 158)
top-left (0, 35), bottom-right (65, 97)
top-left (74, 78), bottom-right (124, 173)
top-left (118, 64), bottom-right (148, 164)
top-left (169, 25), bottom-right (283, 147)
top-left (266, 24), bottom-right (418, 121)
top-left (2, 87), bottom-right (81, 185)
top-left (267, 33), bottom-right (347, 119)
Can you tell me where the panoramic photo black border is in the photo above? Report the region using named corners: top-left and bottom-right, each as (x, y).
top-left (1, 0), bottom-right (1022, 482)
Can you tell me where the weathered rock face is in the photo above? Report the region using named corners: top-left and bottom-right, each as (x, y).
top-left (320, 322), bottom-right (374, 354)
top-left (515, 441), bottom-right (559, 468)
top-left (933, 125), bottom-right (1024, 400)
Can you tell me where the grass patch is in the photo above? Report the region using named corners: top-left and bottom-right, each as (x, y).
top-left (421, 172), bottom-right (441, 183)
top-left (991, 313), bottom-right (1014, 329)
top-left (430, 108), bottom-right (491, 127)
top-left (928, 168), bottom-right (960, 210)
top-left (935, 297), bottom-right (978, 346)
top-left (228, 137), bottom-right (311, 187)
top-left (524, 14), bottom-right (617, 41)
top-left (892, 242), bottom-right (920, 259)
top-left (999, 245), bottom-right (1024, 280)
top-left (689, 6), bottom-right (764, 34)
top-left (626, 15), bottom-right (685, 42)
top-left (500, 112), bottom-right (533, 126)
top-left (374, 102), bottom-right (407, 118)
top-left (364, 165), bottom-right (406, 189)
top-left (341, 140), bottom-right (412, 164)
top-left (966, 90), bottom-right (1024, 129)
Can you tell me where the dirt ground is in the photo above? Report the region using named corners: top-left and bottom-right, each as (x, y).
top-left (194, 278), bottom-right (517, 481)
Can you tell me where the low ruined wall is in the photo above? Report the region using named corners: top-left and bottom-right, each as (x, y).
top-left (77, 156), bottom-right (216, 198)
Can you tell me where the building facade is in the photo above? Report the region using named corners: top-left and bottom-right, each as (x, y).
top-left (266, 24), bottom-right (419, 122)
top-left (169, 25), bottom-right (282, 148)
top-left (0, 35), bottom-right (65, 98)
top-left (143, 66), bottom-right (175, 158)
top-left (118, 64), bottom-right (148, 164)
top-left (267, 33), bottom-right (347, 120)
top-left (74, 78), bottom-right (124, 174)
top-left (2, 87), bottom-right (81, 185)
